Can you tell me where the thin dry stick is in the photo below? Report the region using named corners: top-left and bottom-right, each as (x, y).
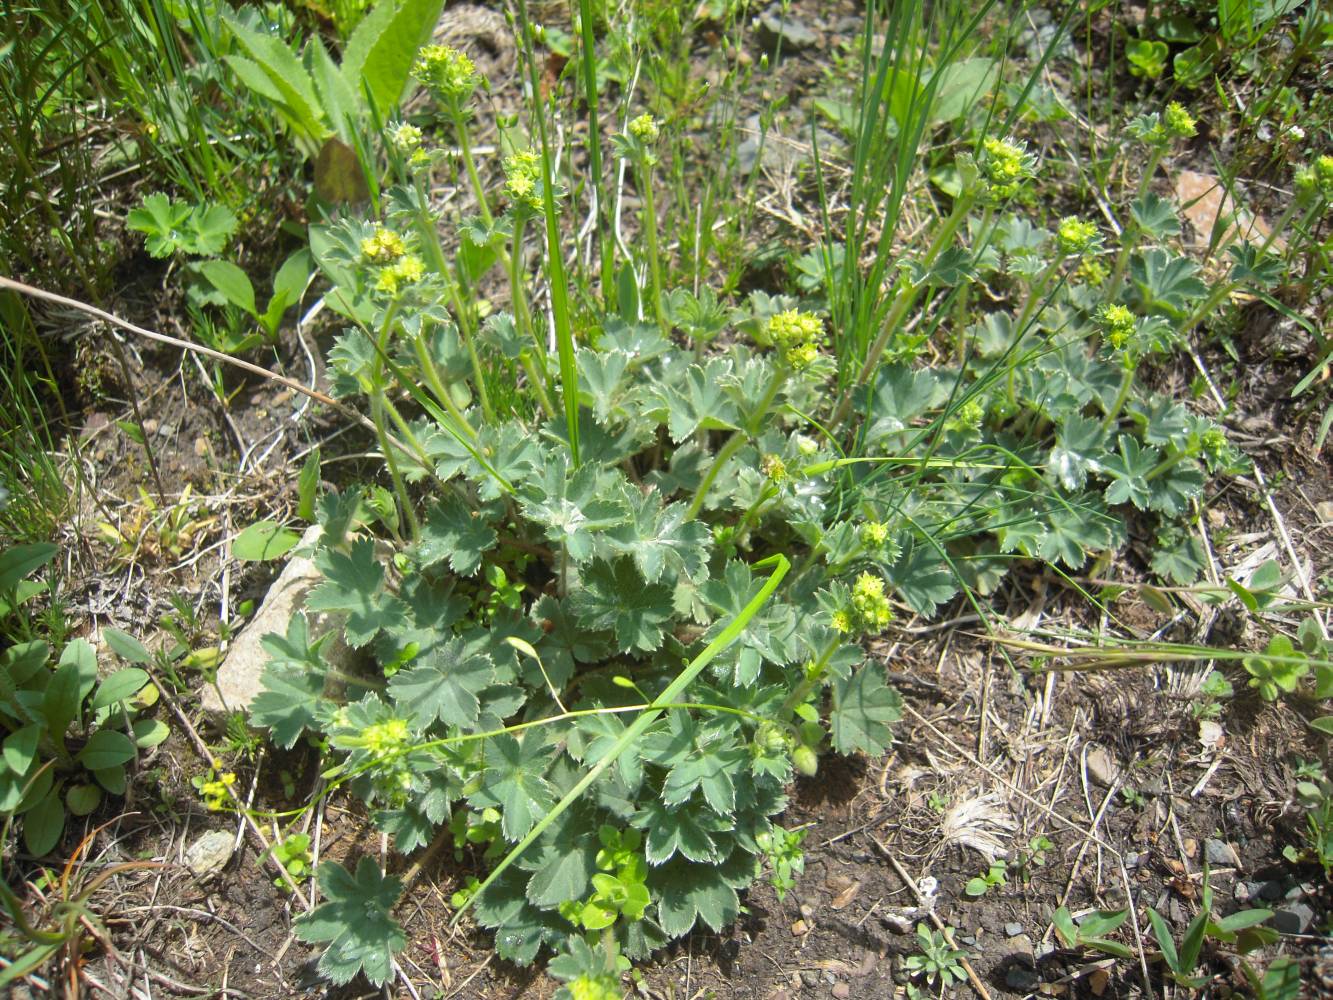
top-left (0, 274), bottom-right (378, 439)
top-left (871, 839), bottom-right (993, 1000)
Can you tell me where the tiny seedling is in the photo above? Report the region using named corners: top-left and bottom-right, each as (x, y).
top-left (1050, 905), bottom-right (1133, 959)
top-left (964, 858), bottom-right (1007, 898)
top-left (904, 923), bottom-right (968, 988)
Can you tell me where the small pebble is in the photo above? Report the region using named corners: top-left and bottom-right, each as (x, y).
top-left (1204, 839), bottom-right (1241, 868)
top-left (1005, 922), bottom-right (1025, 938)
top-left (183, 829), bottom-right (235, 878)
top-left (831, 985), bottom-right (850, 1000)
top-left (1274, 903), bottom-right (1315, 934)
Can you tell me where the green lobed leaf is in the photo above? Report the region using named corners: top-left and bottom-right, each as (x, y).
top-left (294, 858), bottom-right (405, 987)
top-left (470, 733), bottom-right (557, 842)
top-left (387, 638), bottom-right (493, 730)
top-left (251, 615), bottom-right (329, 748)
top-left (569, 559), bottom-right (674, 653)
top-left (830, 664), bottom-right (902, 756)
top-left (308, 538), bottom-right (409, 647)
top-left (651, 858), bottom-right (740, 936)
top-left (413, 495), bottom-right (497, 577)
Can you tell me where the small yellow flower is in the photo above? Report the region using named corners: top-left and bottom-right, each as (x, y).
top-left (1100, 304), bottom-right (1136, 349)
top-left (765, 309), bottom-right (823, 368)
top-left (504, 150), bottom-right (543, 210)
top-left (388, 122), bottom-right (423, 154)
top-left (979, 137), bottom-right (1037, 201)
top-left (761, 454), bottom-right (789, 483)
top-left (860, 521), bottom-right (889, 547)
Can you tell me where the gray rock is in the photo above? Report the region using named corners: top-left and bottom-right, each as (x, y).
top-left (201, 525), bottom-right (362, 719)
top-left (1273, 903), bottom-right (1315, 934)
top-left (1204, 839), bottom-right (1241, 868)
top-left (1004, 922), bottom-right (1025, 938)
top-left (1085, 745), bottom-right (1120, 787)
top-left (756, 7), bottom-right (819, 51)
top-left (184, 828), bottom-right (235, 878)
top-left (1259, 880), bottom-right (1285, 901)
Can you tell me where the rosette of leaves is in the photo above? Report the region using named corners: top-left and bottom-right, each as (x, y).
top-left (1, 547), bottom-right (168, 856)
top-left (250, 145), bottom-right (1260, 983)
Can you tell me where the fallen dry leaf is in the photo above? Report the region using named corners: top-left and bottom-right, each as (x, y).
top-left (830, 879), bottom-right (862, 910)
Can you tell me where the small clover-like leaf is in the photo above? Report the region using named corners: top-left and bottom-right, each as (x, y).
top-left (294, 858), bottom-right (404, 987)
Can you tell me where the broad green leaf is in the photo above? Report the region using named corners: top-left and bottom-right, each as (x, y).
top-left (232, 520), bottom-right (300, 562)
top-left (0, 542), bottom-right (57, 593)
top-left (66, 783), bottom-right (102, 816)
top-left (308, 35), bottom-right (359, 143)
top-left (93, 765), bottom-right (126, 794)
top-left (830, 665), bottom-right (902, 755)
top-left (102, 628), bottom-right (150, 664)
top-left (77, 730), bottom-right (137, 770)
top-left (91, 668), bottom-right (149, 710)
top-left (340, 0), bottom-right (444, 119)
top-left (297, 449), bottom-right (322, 522)
top-left (196, 260), bottom-right (257, 316)
top-left (3, 725), bottom-right (40, 775)
top-left (42, 661), bottom-right (82, 748)
top-left (927, 57), bottom-right (998, 122)
top-left (132, 718), bottom-right (170, 749)
top-left (23, 788), bottom-right (64, 855)
top-left (294, 858), bottom-right (405, 987)
top-left (223, 15), bottom-right (327, 142)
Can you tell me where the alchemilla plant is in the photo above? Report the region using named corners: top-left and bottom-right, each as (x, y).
top-left (229, 18), bottom-right (1323, 991)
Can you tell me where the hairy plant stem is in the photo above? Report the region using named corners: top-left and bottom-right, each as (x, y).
top-left (778, 635), bottom-right (842, 718)
top-left (685, 367), bottom-right (787, 519)
top-left (509, 214), bottom-right (545, 370)
top-left (411, 175), bottom-right (494, 423)
top-left (449, 104), bottom-right (493, 227)
top-left (576, 0), bottom-right (614, 301)
top-left (835, 190), bottom-right (977, 425)
top-left (637, 155), bottom-right (667, 331)
top-left (1102, 361), bottom-right (1138, 429)
top-left (369, 303), bottom-right (419, 542)
top-left (1105, 144), bottom-right (1167, 299)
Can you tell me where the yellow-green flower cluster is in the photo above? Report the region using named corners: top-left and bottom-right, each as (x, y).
top-left (628, 113), bottom-right (660, 143)
top-left (761, 454), bottom-right (789, 484)
top-left (1055, 216), bottom-right (1102, 257)
top-left (944, 396), bottom-right (985, 432)
top-left (830, 573), bottom-right (895, 634)
top-left (413, 44), bottom-right (480, 103)
top-left (979, 137), bottom-right (1036, 201)
top-left (765, 309), bottom-right (823, 369)
top-left (375, 254), bottom-right (425, 295)
top-left (198, 771), bottom-right (236, 811)
top-left (504, 149), bottom-right (543, 211)
top-left (568, 975), bottom-right (622, 1000)
top-left (859, 520), bottom-right (889, 548)
top-left (389, 122), bottom-right (422, 154)
top-left (361, 225), bottom-right (406, 264)
top-left (1163, 101), bottom-right (1197, 139)
top-left (1295, 155), bottom-right (1333, 204)
top-left (1100, 304), bottom-right (1136, 349)
top-left (361, 718), bottom-right (412, 760)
